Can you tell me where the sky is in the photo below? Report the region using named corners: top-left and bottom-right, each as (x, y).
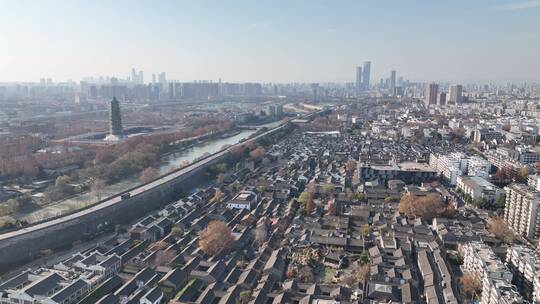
top-left (1, 0), bottom-right (540, 84)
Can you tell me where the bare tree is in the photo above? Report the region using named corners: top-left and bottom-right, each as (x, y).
top-left (487, 217), bottom-right (515, 243)
top-left (216, 173), bottom-right (226, 184)
top-left (341, 264), bottom-right (370, 288)
top-left (345, 159), bottom-right (356, 174)
top-left (91, 179), bottom-right (105, 201)
top-left (199, 221), bottom-right (235, 256)
top-left (249, 147), bottom-right (266, 160)
top-left (297, 266), bottom-right (315, 282)
top-left (398, 192), bottom-right (446, 222)
top-left (154, 250), bottom-right (176, 266)
top-left (210, 189), bottom-right (224, 204)
top-left (326, 199), bottom-right (336, 216)
top-left (139, 167), bottom-right (158, 183)
top-left (254, 224), bottom-right (268, 246)
top-left (460, 272), bottom-right (482, 300)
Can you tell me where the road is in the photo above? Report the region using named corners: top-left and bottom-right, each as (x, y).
top-left (0, 117), bottom-right (294, 241)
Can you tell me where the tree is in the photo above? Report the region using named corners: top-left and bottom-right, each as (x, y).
top-left (361, 224), bottom-right (370, 239)
top-left (254, 224), bottom-right (268, 246)
top-left (216, 173), bottom-right (226, 184)
top-left (171, 226), bottom-right (183, 238)
top-left (298, 191), bottom-right (310, 204)
top-left (154, 250), bottom-right (175, 266)
top-left (322, 183), bottom-right (335, 197)
top-left (199, 221), bottom-right (235, 256)
top-left (494, 195), bottom-right (506, 211)
top-left (139, 167), bottom-right (158, 183)
top-left (519, 166), bottom-right (529, 182)
top-left (341, 264), bottom-right (370, 288)
top-left (237, 291), bottom-right (252, 304)
top-left (487, 217), bottom-right (515, 243)
top-left (262, 158), bottom-right (271, 166)
top-left (460, 272), bottom-right (482, 300)
top-left (54, 175), bottom-right (72, 194)
top-left (40, 249), bottom-right (54, 257)
top-left (210, 189), bottom-right (224, 204)
top-left (398, 193), bottom-right (446, 222)
top-left (384, 195), bottom-right (395, 203)
top-left (249, 147), bottom-right (266, 160)
top-left (297, 266), bottom-right (315, 282)
top-left (345, 159), bottom-right (356, 174)
top-left (91, 179), bottom-right (105, 201)
top-left (326, 199), bottom-right (336, 216)
top-left (305, 193), bottom-right (315, 214)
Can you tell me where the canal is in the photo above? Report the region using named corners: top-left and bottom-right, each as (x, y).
top-left (18, 129), bottom-right (258, 223)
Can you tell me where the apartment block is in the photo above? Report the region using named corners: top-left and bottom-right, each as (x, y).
top-left (503, 183), bottom-right (540, 239)
top-left (506, 245), bottom-right (540, 302)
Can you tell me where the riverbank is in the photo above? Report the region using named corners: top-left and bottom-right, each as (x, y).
top-left (8, 128), bottom-right (257, 225)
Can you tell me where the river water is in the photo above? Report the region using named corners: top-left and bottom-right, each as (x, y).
top-left (18, 129), bottom-right (257, 223)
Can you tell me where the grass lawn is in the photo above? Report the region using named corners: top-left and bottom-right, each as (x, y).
top-left (323, 267), bottom-right (336, 283)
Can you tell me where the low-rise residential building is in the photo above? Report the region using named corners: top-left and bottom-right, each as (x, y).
top-left (473, 128), bottom-right (503, 143)
top-left (456, 176), bottom-right (503, 203)
top-left (467, 156), bottom-right (492, 178)
top-left (358, 162), bottom-right (437, 185)
top-left (227, 190), bottom-right (257, 211)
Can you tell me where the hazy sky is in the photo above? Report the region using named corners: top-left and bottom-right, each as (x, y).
top-left (1, 0), bottom-right (540, 83)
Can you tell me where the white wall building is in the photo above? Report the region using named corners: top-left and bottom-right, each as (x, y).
top-left (456, 176), bottom-right (503, 203)
top-left (506, 245), bottom-right (540, 303)
top-left (503, 183), bottom-right (540, 239)
top-left (467, 156), bottom-right (491, 179)
top-left (429, 152), bottom-right (469, 185)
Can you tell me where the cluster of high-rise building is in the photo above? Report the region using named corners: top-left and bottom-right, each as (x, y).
top-left (424, 83), bottom-right (463, 107)
top-left (355, 61), bottom-right (371, 94)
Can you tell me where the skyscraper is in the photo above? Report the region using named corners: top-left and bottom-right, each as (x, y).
top-left (390, 70), bottom-right (396, 95)
top-left (138, 71), bottom-right (144, 84)
top-left (104, 97), bottom-right (125, 141)
top-left (425, 83), bottom-right (438, 107)
top-left (158, 72), bottom-right (167, 87)
top-left (131, 68), bottom-right (137, 84)
top-left (448, 84), bottom-right (463, 104)
top-left (355, 66), bottom-right (362, 94)
top-left (362, 61), bottom-right (371, 90)
top-left (311, 83), bottom-right (319, 101)
top-left (437, 92), bottom-right (446, 107)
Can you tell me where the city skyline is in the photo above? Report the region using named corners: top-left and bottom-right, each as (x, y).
top-left (1, 0), bottom-right (540, 83)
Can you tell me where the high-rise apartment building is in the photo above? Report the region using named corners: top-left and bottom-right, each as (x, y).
top-left (390, 70), bottom-right (396, 95)
top-left (506, 245), bottom-right (540, 303)
top-left (425, 83), bottom-right (438, 107)
top-left (448, 84), bottom-right (463, 103)
top-left (355, 66), bottom-right (362, 94)
top-left (504, 183), bottom-right (540, 239)
top-left (362, 61), bottom-right (371, 90)
top-left (437, 92), bottom-right (446, 107)
top-left (158, 72), bottom-right (167, 87)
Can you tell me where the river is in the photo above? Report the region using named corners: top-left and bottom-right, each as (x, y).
top-left (18, 129), bottom-right (257, 223)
